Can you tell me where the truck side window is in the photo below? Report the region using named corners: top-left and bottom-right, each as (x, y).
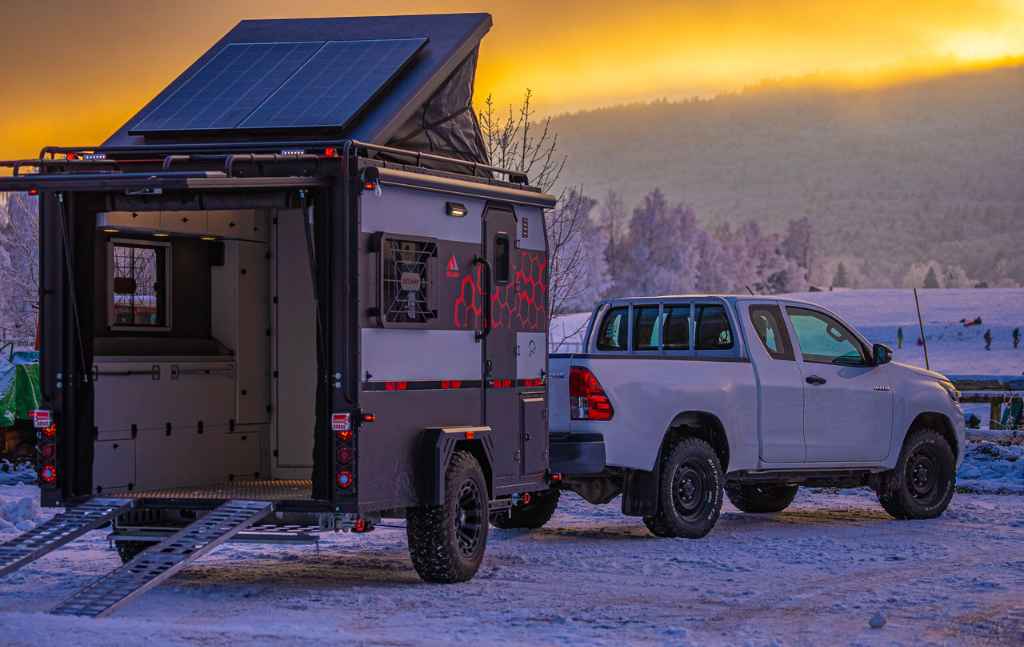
top-left (786, 307), bottom-right (867, 365)
top-left (632, 306), bottom-right (661, 350)
top-left (749, 305), bottom-right (795, 360)
top-left (662, 305), bottom-right (690, 350)
top-left (695, 304), bottom-right (733, 350)
top-left (494, 233), bottom-right (510, 284)
top-left (596, 307), bottom-right (628, 351)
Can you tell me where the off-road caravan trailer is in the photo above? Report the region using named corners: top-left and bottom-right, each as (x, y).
top-left (0, 13), bottom-right (556, 613)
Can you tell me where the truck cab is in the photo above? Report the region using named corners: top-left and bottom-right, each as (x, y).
top-left (549, 295), bottom-right (966, 538)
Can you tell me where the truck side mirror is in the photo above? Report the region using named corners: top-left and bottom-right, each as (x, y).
top-left (872, 343), bottom-right (893, 366)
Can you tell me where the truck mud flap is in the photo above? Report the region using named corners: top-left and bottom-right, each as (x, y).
top-left (0, 498), bottom-right (135, 577)
top-left (51, 499), bottom-right (273, 617)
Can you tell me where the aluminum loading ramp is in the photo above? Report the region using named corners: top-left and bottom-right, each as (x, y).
top-left (0, 498), bottom-right (134, 577)
top-left (51, 500), bottom-right (273, 617)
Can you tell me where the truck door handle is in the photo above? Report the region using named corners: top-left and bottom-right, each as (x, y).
top-left (805, 375), bottom-right (827, 385)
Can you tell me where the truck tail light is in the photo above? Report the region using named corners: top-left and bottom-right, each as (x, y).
top-left (569, 366), bottom-right (614, 421)
top-left (337, 447), bottom-right (354, 465)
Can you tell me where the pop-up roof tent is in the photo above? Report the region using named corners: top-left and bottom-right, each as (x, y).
top-left (103, 13), bottom-right (492, 167)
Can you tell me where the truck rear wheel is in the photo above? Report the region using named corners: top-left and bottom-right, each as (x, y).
top-left (877, 428), bottom-right (956, 520)
top-left (491, 489), bottom-right (560, 530)
top-left (647, 437), bottom-right (723, 539)
top-left (406, 450), bottom-right (489, 583)
top-left (725, 483), bottom-right (799, 513)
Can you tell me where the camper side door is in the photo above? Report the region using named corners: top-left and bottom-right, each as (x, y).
top-left (482, 206), bottom-right (521, 483)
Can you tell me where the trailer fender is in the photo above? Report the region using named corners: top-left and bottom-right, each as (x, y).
top-left (422, 426), bottom-right (495, 506)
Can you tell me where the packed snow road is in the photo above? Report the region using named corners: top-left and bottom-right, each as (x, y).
top-left (1, 486), bottom-right (1022, 646)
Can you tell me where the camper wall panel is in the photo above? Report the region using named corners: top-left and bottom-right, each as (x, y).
top-left (515, 206), bottom-right (546, 252)
top-left (516, 332), bottom-right (547, 381)
top-left (93, 439), bottom-right (135, 492)
top-left (271, 209), bottom-right (316, 472)
top-left (357, 389), bottom-right (481, 510)
top-left (237, 239), bottom-right (270, 424)
top-left (93, 360), bottom-right (236, 434)
top-left (224, 430), bottom-right (262, 479)
top-left (361, 329), bottom-right (480, 382)
top-left (360, 186), bottom-right (484, 243)
top-left (133, 424), bottom-right (230, 491)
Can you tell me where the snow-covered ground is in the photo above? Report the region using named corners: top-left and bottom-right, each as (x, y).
top-left (1, 485), bottom-right (1022, 645)
top-left (552, 288), bottom-right (1024, 376)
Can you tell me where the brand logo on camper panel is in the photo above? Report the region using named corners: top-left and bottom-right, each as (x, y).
top-left (446, 254), bottom-right (460, 278)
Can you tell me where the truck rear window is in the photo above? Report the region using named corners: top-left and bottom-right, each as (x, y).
top-left (662, 305), bottom-right (690, 350)
top-left (749, 305), bottom-right (794, 360)
top-left (632, 306), bottom-right (661, 350)
top-left (596, 307), bottom-right (628, 351)
top-left (695, 304), bottom-right (733, 350)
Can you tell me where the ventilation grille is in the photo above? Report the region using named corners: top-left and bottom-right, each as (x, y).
top-left (381, 236), bottom-right (438, 324)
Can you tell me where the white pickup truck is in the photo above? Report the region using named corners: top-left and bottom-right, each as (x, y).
top-left (535, 295), bottom-right (965, 539)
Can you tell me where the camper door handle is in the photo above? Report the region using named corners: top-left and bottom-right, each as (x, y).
top-left (473, 255), bottom-right (492, 342)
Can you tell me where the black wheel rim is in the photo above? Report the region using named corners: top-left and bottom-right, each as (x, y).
top-left (905, 445), bottom-right (942, 504)
top-left (455, 478), bottom-right (483, 557)
top-left (672, 460), bottom-right (711, 521)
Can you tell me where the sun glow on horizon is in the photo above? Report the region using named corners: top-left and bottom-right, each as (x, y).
top-left (1, 0), bottom-right (1023, 160)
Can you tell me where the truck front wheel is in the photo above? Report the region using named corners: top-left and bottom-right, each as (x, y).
top-left (725, 483), bottom-right (799, 513)
top-left (407, 450), bottom-right (489, 583)
top-left (491, 489), bottom-right (560, 530)
top-left (646, 437), bottom-right (724, 539)
top-left (877, 428), bottom-right (956, 520)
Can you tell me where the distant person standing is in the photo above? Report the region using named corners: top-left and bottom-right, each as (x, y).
top-left (984, 329), bottom-right (993, 351)
top-left (896, 327), bottom-right (904, 349)
top-left (1014, 327), bottom-right (1020, 349)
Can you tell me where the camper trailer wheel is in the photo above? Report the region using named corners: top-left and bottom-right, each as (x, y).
top-left (115, 540), bottom-right (157, 564)
top-left (407, 450), bottom-right (489, 583)
top-left (491, 489), bottom-right (560, 530)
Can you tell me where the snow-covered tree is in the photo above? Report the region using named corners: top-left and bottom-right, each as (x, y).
top-left (781, 216), bottom-right (814, 273)
top-left (0, 192), bottom-right (39, 343)
top-left (621, 189), bottom-right (701, 296)
top-left (923, 266), bottom-right (940, 288)
top-left (599, 189), bottom-right (629, 298)
top-left (833, 262), bottom-right (850, 288)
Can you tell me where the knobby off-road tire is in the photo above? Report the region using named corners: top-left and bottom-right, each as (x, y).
top-left (406, 451), bottom-right (489, 583)
top-left (491, 489), bottom-right (560, 530)
top-left (115, 540), bottom-right (156, 564)
top-left (725, 483), bottom-right (799, 513)
top-left (877, 428), bottom-right (956, 520)
top-left (645, 437), bottom-right (724, 539)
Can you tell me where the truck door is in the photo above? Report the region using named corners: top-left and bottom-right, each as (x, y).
top-left (784, 306), bottom-right (892, 462)
top-left (482, 206), bottom-right (520, 481)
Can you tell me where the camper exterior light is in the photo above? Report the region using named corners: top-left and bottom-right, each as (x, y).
top-left (446, 202), bottom-right (467, 217)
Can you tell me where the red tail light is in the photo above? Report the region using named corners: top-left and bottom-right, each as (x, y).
top-left (569, 366), bottom-right (614, 421)
top-left (40, 444), bottom-right (56, 460)
top-left (39, 464), bottom-right (57, 485)
top-left (337, 447), bottom-right (354, 465)
top-left (336, 470), bottom-right (354, 489)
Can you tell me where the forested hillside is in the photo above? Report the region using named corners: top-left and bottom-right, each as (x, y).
top-left (550, 62), bottom-right (1024, 287)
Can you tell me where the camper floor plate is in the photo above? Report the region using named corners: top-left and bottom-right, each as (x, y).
top-left (106, 479), bottom-right (313, 501)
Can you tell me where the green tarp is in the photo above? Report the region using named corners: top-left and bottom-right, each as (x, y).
top-left (0, 351), bottom-right (40, 427)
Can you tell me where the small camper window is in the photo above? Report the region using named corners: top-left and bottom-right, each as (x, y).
top-left (494, 233), bottom-right (511, 284)
top-left (108, 240), bottom-right (171, 330)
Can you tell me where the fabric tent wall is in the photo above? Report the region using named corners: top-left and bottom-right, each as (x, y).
top-left (386, 48), bottom-right (490, 174)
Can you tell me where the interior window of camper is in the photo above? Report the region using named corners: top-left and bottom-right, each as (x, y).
top-left (109, 240), bottom-right (170, 329)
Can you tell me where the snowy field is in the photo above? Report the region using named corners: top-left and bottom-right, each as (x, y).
top-left (553, 288), bottom-right (1024, 377)
top-left (1, 484), bottom-right (1023, 645)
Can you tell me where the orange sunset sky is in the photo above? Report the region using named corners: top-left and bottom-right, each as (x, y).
top-left (0, 0), bottom-right (1022, 159)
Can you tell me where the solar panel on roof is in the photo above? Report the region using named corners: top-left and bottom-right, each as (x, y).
top-left (131, 42), bottom-right (325, 134)
top-left (239, 38), bottom-right (428, 130)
